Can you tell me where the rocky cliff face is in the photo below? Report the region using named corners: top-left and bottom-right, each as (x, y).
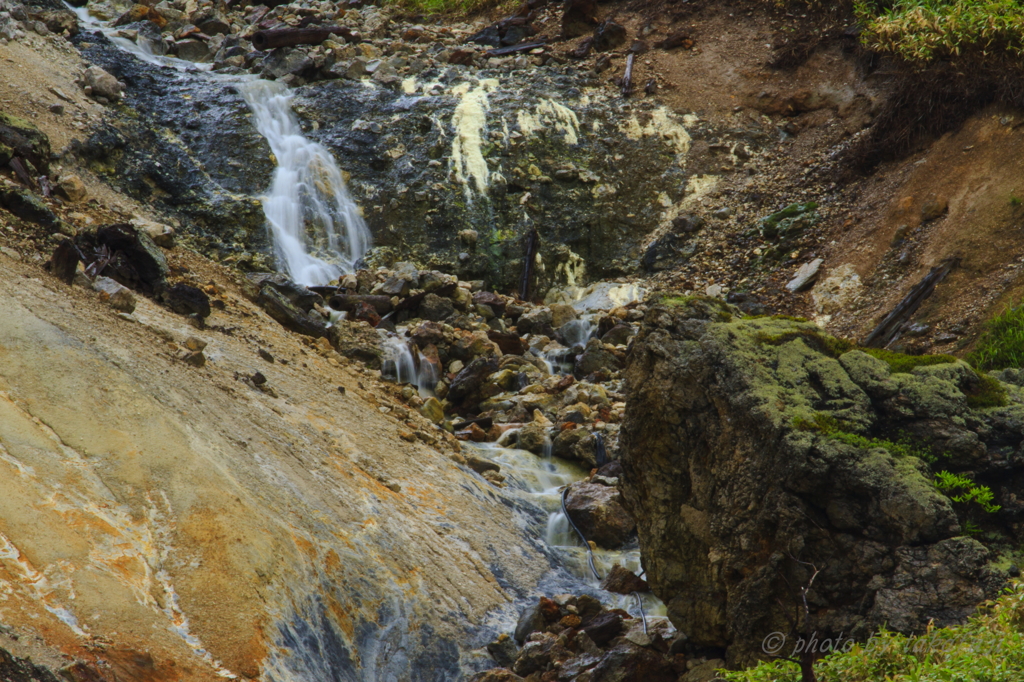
top-left (620, 298), bottom-right (1023, 666)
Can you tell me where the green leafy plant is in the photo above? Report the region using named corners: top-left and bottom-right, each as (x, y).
top-left (934, 470), bottom-right (1002, 514)
top-left (969, 303), bottom-right (1024, 370)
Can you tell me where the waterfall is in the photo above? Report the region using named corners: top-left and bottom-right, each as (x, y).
top-left (238, 79), bottom-right (371, 286)
top-left (380, 336), bottom-right (439, 397)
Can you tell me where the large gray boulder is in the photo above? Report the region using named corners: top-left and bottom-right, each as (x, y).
top-left (620, 297), bottom-right (1015, 666)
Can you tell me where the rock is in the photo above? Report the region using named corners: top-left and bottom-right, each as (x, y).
top-left (581, 611), bottom-right (623, 646)
top-left (447, 356), bottom-right (500, 408)
top-left (786, 258), bottom-right (823, 293)
top-left (516, 308), bottom-right (553, 336)
top-left (601, 324), bottom-right (633, 346)
top-left (643, 232), bottom-right (697, 271)
top-left (473, 291), bottom-right (507, 316)
top-left (466, 455), bottom-right (500, 475)
top-left (468, 670), bottom-right (524, 682)
top-left (487, 330), bottom-right (525, 356)
top-left (571, 282), bottom-right (646, 312)
top-left (672, 213), bottom-right (704, 233)
top-left (450, 331), bottom-right (497, 362)
top-left (48, 239), bottom-right (79, 284)
top-left (93, 276), bottom-right (137, 313)
top-left (410, 320), bottom-right (445, 348)
top-left (574, 339), bottom-right (622, 379)
top-left (562, 0), bottom-right (599, 38)
top-left (161, 284), bottom-right (211, 319)
top-left (620, 304), bottom-right (1009, 666)
top-left (330, 293), bottom-right (393, 317)
top-left (588, 639), bottom-right (677, 681)
top-left (486, 633), bottom-right (519, 668)
top-left (512, 633), bottom-right (571, 677)
top-left (600, 564), bottom-right (649, 595)
top-left (0, 111), bottom-right (51, 175)
top-left (257, 286), bottom-right (328, 338)
top-left (418, 293), bottom-right (455, 322)
top-left (549, 303), bottom-right (578, 329)
top-left (552, 427), bottom-right (597, 468)
top-left (593, 20), bottom-right (627, 52)
top-left (564, 481), bottom-right (636, 549)
top-left (176, 39), bottom-right (212, 63)
top-left (516, 422), bottom-right (548, 454)
top-left (0, 188), bottom-right (61, 231)
top-left (89, 223), bottom-right (169, 294)
top-left (183, 350), bottom-right (206, 367)
top-left (184, 336), bottom-right (207, 352)
top-left (680, 659), bottom-right (726, 682)
top-left (812, 263), bottom-right (863, 317)
top-left (420, 396), bottom-right (444, 423)
top-left (131, 218), bottom-right (175, 248)
top-left (82, 66), bottom-right (123, 101)
top-left (56, 174), bottom-right (87, 203)
top-left (328, 320), bottom-right (384, 368)
top-left (261, 47), bottom-right (312, 78)
top-left (247, 273), bottom-right (323, 312)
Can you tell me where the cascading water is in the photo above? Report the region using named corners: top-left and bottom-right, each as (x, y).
top-left (380, 335), bottom-right (439, 397)
top-left (238, 80), bottom-right (371, 286)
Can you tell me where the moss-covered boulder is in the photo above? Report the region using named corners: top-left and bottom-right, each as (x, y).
top-left (620, 299), bottom-right (1020, 667)
top-left (0, 112), bottom-right (51, 175)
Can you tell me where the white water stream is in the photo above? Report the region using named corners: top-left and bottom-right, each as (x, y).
top-left (238, 80), bottom-right (371, 286)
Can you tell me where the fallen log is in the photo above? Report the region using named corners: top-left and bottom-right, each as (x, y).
top-left (252, 26), bottom-right (354, 51)
top-left (620, 52), bottom-right (634, 97)
top-left (484, 41), bottom-right (546, 57)
top-left (862, 258), bottom-right (957, 348)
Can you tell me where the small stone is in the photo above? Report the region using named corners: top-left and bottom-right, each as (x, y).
top-left (185, 336), bottom-right (207, 352)
top-left (420, 396), bottom-right (444, 423)
top-left (92, 276), bottom-right (136, 313)
top-left (252, 371), bottom-right (267, 385)
top-left (82, 66), bottom-right (123, 101)
top-left (785, 258), bottom-right (823, 293)
top-left (259, 349), bottom-right (275, 363)
top-left (57, 174), bottom-right (87, 202)
top-left (183, 351), bottom-right (206, 367)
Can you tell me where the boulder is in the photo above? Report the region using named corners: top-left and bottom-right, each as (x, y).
top-left (328, 320), bottom-right (383, 368)
top-left (82, 66), bottom-right (123, 101)
top-left (516, 422), bottom-right (548, 454)
top-left (247, 273), bottom-right (323, 312)
top-left (161, 283), bottom-right (211, 319)
top-left (0, 111), bottom-right (51, 175)
top-left (592, 20), bottom-right (627, 51)
top-left (600, 324), bottom-right (633, 346)
top-left (410, 320), bottom-right (445, 348)
top-left (620, 300), bottom-right (1011, 665)
top-left (552, 427), bottom-right (597, 468)
top-left (93, 276), bottom-right (136, 313)
top-left (549, 303), bottom-right (578, 329)
top-left (448, 356), bottom-right (500, 409)
top-left (257, 286), bottom-right (327, 338)
top-left (0, 188), bottom-right (61, 230)
top-left (516, 308), bottom-right (553, 336)
top-left (418, 293), bottom-right (455, 322)
top-left (564, 481), bottom-right (636, 549)
top-left (574, 339), bottom-right (622, 379)
top-left (89, 223), bottom-right (169, 294)
top-left (467, 670), bottom-right (523, 682)
top-left (600, 564), bottom-right (648, 595)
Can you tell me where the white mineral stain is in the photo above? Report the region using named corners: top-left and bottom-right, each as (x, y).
top-left (620, 106), bottom-right (692, 162)
top-left (451, 78), bottom-right (499, 198)
top-left (401, 76), bottom-right (417, 94)
top-left (516, 99), bottom-right (582, 145)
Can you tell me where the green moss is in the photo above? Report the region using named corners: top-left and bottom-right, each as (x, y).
top-left (754, 328), bottom-right (855, 358)
top-left (860, 348), bottom-right (958, 374)
top-left (657, 294), bottom-right (734, 321)
top-left (793, 411), bottom-right (939, 462)
top-left (965, 372), bottom-right (1010, 408)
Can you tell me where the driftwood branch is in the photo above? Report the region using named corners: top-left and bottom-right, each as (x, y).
top-left (252, 26), bottom-right (354, 51)
top-left (484, 41), bottom-right (547, 57)
top-left (862, 257), bottom-right (958, 348)
top-left (621, 52), bottom-right (635, 97)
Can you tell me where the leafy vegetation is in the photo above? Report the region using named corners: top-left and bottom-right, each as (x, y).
top-left (859, 347), bottom-right (958, 373)
top-left (721, 581), bottom-right (1024, 681)
top-left (855, 0), bottom-right (1024, 63)
top-left (935, 470), bottom-right (1002, 514)
top-left (969, 303), bottom-right (1024, 371)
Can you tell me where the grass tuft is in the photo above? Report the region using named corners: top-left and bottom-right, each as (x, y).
top-left (968, 303), bottom-right (1024, 371)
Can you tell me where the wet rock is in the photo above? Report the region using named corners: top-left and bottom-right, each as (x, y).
top-left (466, 455), bottom-right (500, 475)
top-left (161, 283), bottom-right (211, 319)
top-left (261, 47), bottom-right (312, 78)
top-left (565, 481), bottom-right (636, 549)
top-left (512, 633), bottom-right (571, 677)
top-left (328, 319), bottom-right (383, 368)
top-left (590, 640), bottom-right (677, 682)
top-left (451, 331), bottom-right (497, 362)
top-left (448, 356), bottom-right (500, 408)
top-left (600, 564), bottom-right (649, 595)
top-left (581, 611), bottom-right (624, 646)
top-left (0, 111), bottom-right (51, 175)
top-left (486, 633), bottom-right (519, 668)
top-left (329, 293), bottom-right (393, 316)
top-left (473, 291), bottom-right (507, 316)
top-left (257, 286), bottom-right (328, 338)
top-left (82, 65), bottom-right (123, 101)
top-left (420, 396), bottom-right (444, 423)
top-left (93, 276), bottom-right (137, 313)
top-left (418, 293), bottom-right (455, 322)
top-left (516, 307), bottom-right (553, 336)
top-left (552, 427), bottom-right (597, 468)
top-left (516, 421), bottom-right (548, 454)
top-left (574, 339), bottom-right (622, 379)
top-left (549, 303), bottom-right (577, 329)
top-left (593, 20), bottom-right (627, 52)
top-left (176, 39), bottom-right (212, 63)
top-left (600, 324), bottom-right (633, 346)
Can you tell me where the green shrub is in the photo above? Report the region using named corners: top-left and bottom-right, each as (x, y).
top-left (855, 0), bottom-right (1024, 62)
top-left (969, 304), bottom-right (1024, 371)
top-left (965, 372), bottom-right (1009, 408)
top-left (721, 581), bottom-right (1024, 682)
